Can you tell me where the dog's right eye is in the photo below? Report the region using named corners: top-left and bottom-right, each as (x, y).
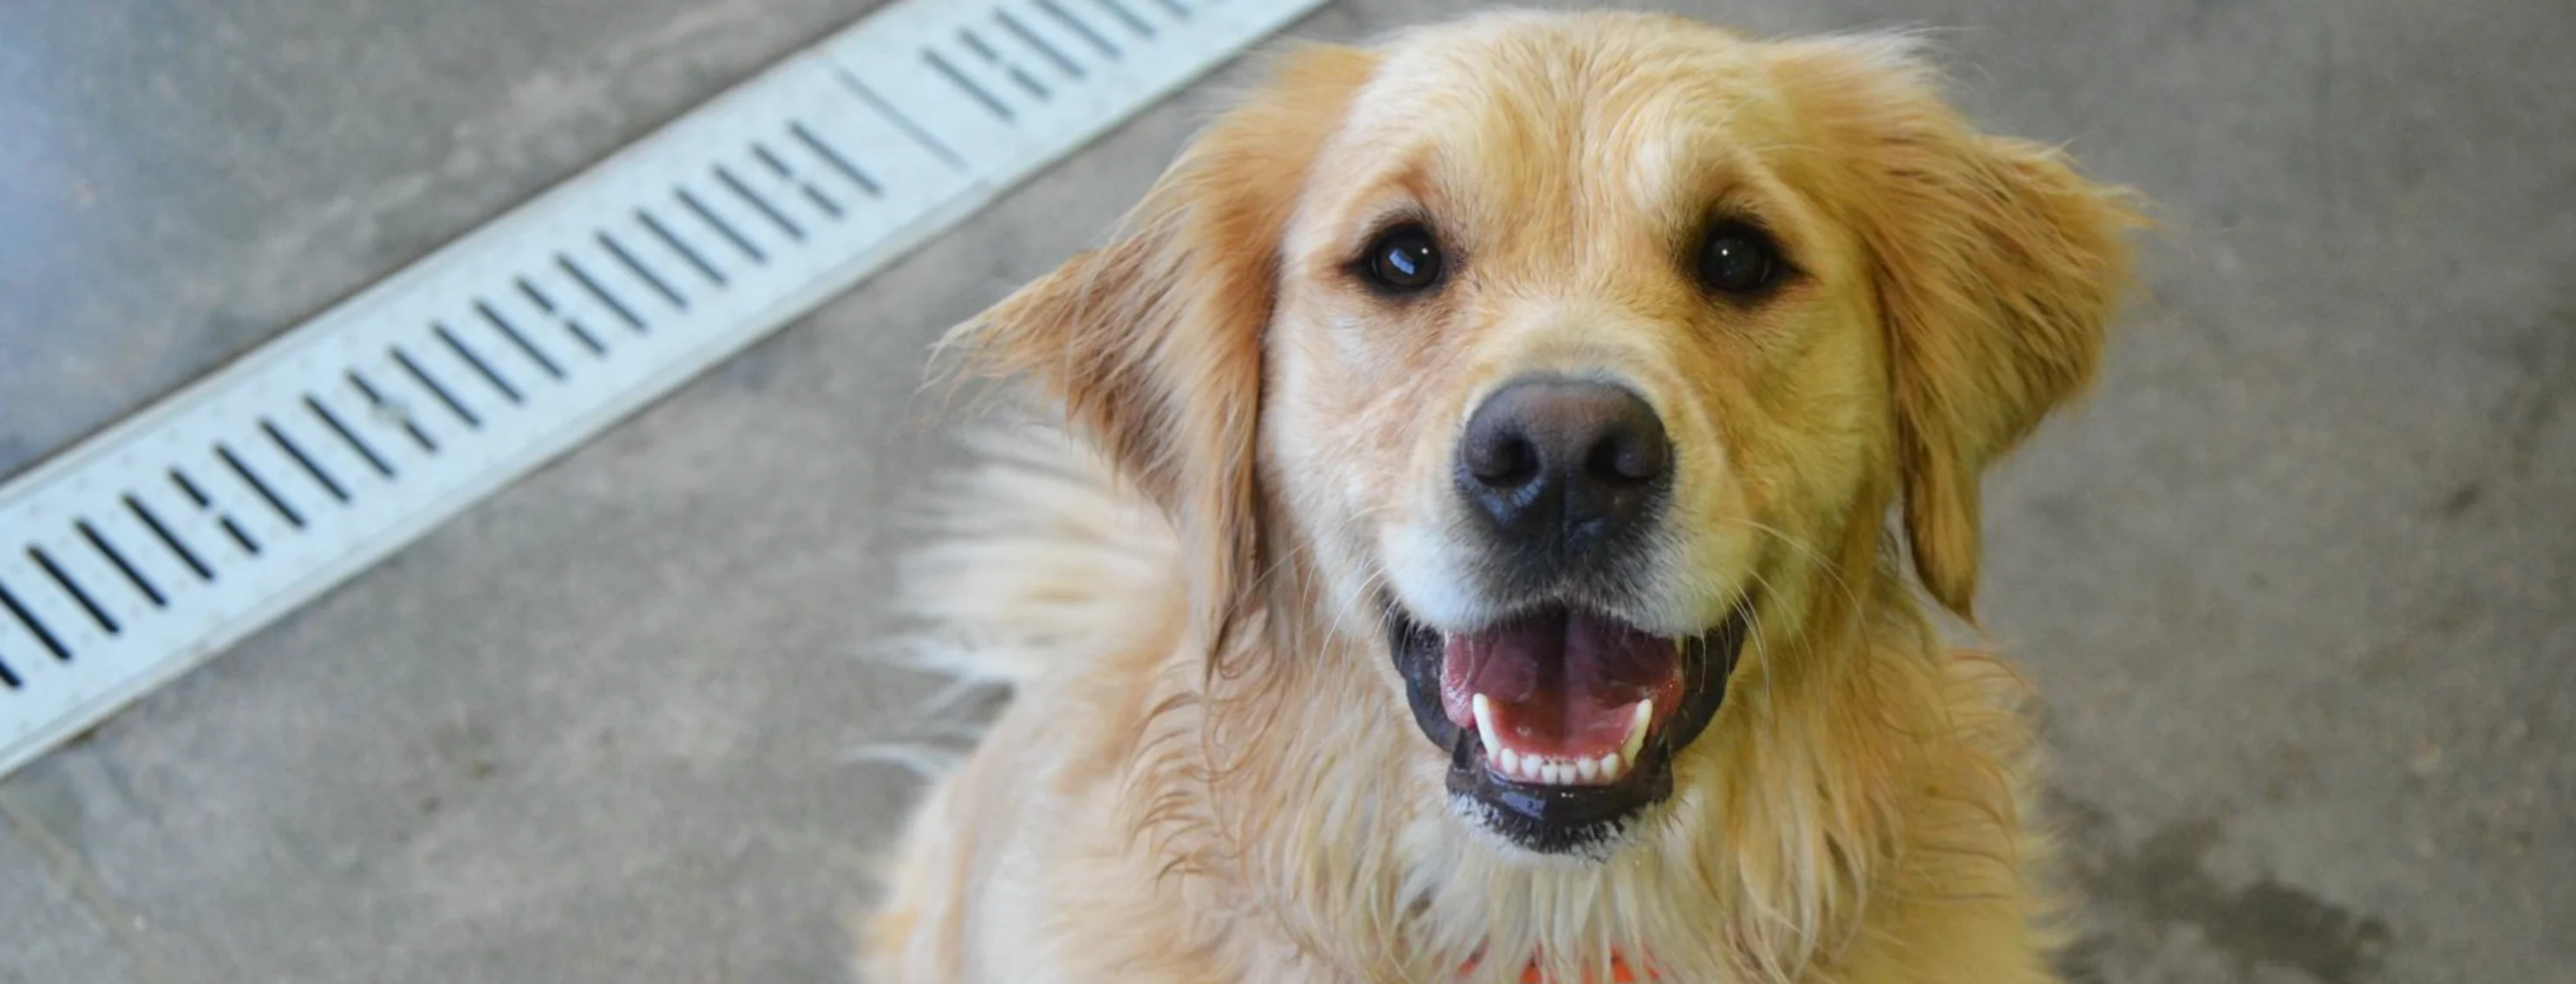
top-left (1360, 225), bottom-right (1444, 293)
top-left (1695, 220), bottom-right (1786, 298)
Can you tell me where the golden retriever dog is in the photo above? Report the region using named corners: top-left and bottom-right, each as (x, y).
top-left (866, 10), bottom-right (2137, 983)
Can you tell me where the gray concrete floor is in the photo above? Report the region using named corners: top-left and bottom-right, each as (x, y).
top-left (0, 0), bottom-right (889, 480)
top-left (2, 0), bottom-right (2570, 982)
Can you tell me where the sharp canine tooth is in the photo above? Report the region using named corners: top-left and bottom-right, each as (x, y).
top-left (1577, 757), bottom-right (1600, 782)
top-left (1621, 699), bottom-right (1653, 764)
top-left (1471, 694), bottom-right (1501, 760)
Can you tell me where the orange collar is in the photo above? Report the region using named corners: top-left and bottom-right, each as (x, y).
top-left (1460, 953), bottom-right (1645, 982)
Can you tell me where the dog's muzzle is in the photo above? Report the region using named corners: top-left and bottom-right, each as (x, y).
top-left (1383, 374), bottom-right (1746, 856)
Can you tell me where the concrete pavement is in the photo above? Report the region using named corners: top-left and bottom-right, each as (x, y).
top-left (2, 0), bottom-right (2569, 981)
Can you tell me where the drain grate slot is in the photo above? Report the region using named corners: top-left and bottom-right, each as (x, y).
top-left (123, 495), bottom-right (215, 585)
top-left (308, 396), bottom-right (397, 480)
top-left (79, 520), bottom-right (167, 611)
top-left (790, 122), bottom-right (883, 199)
top-left (214, 443), bottom-right (306, 530)
top-left (28, 548), bottom-right (117, 637)
top-left (262, 419), bottom-right (350, 505)
top-left (0, 581), bottom-right (69, 661)
top-left (677, 190), bottom-right (769, 265)
top-left (1037, 0), bottom-right (1123, 60)
top-left (637, 212), bottom-right (726, 287)
top-left (716, 165), bottom-right (808, 241)
top-left (0, 0), bottom-right (1323, 777)
top-left (597, 233), bottom-right (687, 312)
top-left (1089, 0), bottom-right (1159, 39)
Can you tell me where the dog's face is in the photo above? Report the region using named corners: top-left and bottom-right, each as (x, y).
top-left (956, 13), bottom-right (2131, 857)
top-left (1263, 19), bottom-right (1912, 855)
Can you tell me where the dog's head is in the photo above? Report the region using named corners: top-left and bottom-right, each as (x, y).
top-left (952, 12), bottom-right (2133, 858)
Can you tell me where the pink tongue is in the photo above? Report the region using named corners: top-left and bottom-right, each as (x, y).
top-left (1439, 609), bottom-right (1679, 756)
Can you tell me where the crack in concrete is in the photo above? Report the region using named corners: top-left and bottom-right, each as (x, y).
top-left (0, 785), bottom-right (177, 984)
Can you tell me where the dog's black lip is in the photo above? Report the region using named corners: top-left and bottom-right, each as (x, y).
top-left (1444, 725), bottom-right (1677, 851)
top-left (1386, 597), bottom-right (1751, 854)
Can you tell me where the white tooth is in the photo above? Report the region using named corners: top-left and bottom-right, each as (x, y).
top-left (1577, 757), bottom-right (1600, 782)
top-left (1498, 748), bottom-right (1520, 777)
top-left (1471, 694), bottom-right (1502, 760)
top-left (1621, 699), bottom-right (1653, 764)
top-left (1548, 763), bottom-right (1571, 784)
top-left (1520, 755), bottom-right (1541, 783)
top-left (1601, 752), bottom-right (1623, 781)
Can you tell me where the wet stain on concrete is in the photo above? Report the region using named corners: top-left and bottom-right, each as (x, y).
top-left (2055, 794), bottom-right (2395, 983)
top-left (2434, 480), bottom-right (2485, 519)
top-left (2500, 305), bottom-right (2576, 479)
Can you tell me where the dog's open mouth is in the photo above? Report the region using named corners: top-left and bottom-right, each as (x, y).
top-left (1389, 601), bottom-right (1749, 854)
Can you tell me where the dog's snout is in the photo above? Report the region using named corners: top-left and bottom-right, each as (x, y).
top-left (1457, 377), bottom-right (1670, 558)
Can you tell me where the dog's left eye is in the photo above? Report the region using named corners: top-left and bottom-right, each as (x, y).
top-left (1361, 224), bottom-right (1444, 293)
top-left (1696, 220), bottom-right (1785, 297)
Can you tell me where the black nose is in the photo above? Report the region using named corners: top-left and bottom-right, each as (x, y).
top-left (1455, 377), bottom-right (1670, 559)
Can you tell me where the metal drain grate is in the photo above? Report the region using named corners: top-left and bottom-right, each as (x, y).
top-left (0, 0), bottom-right (1326, 777)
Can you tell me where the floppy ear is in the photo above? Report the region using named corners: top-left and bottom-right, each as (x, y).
top-left (938, 44), bottom-right (1377, 641)
top-left (1775, 38), bottom-right (2141, 620)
